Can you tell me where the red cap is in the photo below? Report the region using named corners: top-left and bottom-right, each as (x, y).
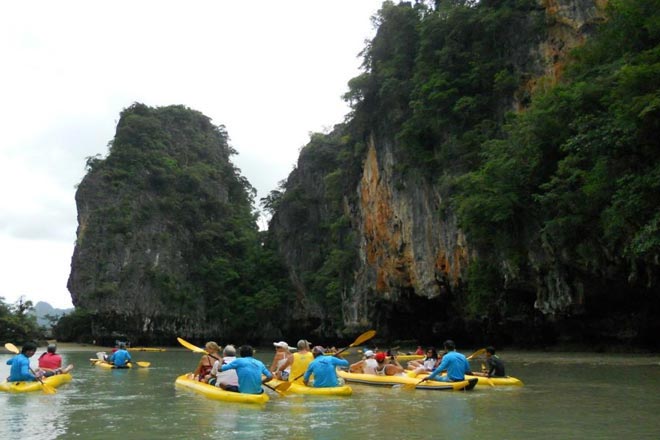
top-left (375, 352), bottom-right (386, 362)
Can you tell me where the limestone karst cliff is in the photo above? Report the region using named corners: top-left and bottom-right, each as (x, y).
top-left (68, 103), bottom-right (290, 343)
top-left (268, 0), bottom-right (659, 348)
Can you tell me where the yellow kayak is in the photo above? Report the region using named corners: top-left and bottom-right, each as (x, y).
top-left (90, 359), bottom-right (132, 369)
top-left (407, 371), bottom-right (523, 387)
top-left (338, 370), bottom-right (477, 391)
top-left (392, 354), bottom-right (424, 362)
top-left (175, 374), bottom-right (269, 404)
top-left (466, 374), bottom-right (523, 386)
top-left (0, 374), bottom-right (72, 393)
top-left (128, 347), bottom-right (166, 352)
top-left (269, 378), bottom-right (352, 396)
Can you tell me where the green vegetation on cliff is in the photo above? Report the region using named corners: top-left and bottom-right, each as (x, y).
top-left (270, 0), bottom-right (660, 347)
top-left (68, 104), bottom-right (291, 343)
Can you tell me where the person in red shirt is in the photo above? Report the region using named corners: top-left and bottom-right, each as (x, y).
top-left (38, 344), bottom-right (74, 377)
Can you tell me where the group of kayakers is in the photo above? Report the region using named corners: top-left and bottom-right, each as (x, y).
top-left (5, 342), bottom-right (74, 383)
top-left (190, 339), bottom-right (352, 394)
top-left (350, 340), bottom-right (506, 383)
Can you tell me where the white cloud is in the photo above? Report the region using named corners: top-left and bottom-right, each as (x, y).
top-left (0, 0), bottom-right (384, 309)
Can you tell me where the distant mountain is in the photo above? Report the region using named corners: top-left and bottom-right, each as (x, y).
top-left (31, 301), bottom-right (73, 327)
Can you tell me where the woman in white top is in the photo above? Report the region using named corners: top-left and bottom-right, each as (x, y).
top-left (269, 341), bottom-right (293, 380)
top-left (349, 350), bottom-right (378, 374)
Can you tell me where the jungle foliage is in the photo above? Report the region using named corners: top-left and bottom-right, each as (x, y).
top-left (0, 297), bottom-right (42, 343)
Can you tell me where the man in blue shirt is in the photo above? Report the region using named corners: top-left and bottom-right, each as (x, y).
top-left (6, 341), bottom-right (41, 382)
top-left (221, 345), bottom-right (273, 394)
top-left (108, 342), bottom-right (132, 368)
top-left (422, 340), bottom-right (471, 382)
top-left (304, 346), bottom-right (349, 388)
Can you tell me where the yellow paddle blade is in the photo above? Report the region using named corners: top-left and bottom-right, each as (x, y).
top-left (177, 337), bottom-right (207, 354)
top-left (263, 382), bottom-right (287, 396)
top-left (275, 381), bottom-right (292, 393)
top-left (402, 381), bottom-right (421, 391)
top-left (40, 382), bottom-right (57, 394)
top-left (349, 330), bottom-right (376, 348)
top-left (135, 361), bottom-right (151, 368)
top-left (466, 348), bottom-right (486, 360)
top-left (5, 342), bottom-right (19, 354)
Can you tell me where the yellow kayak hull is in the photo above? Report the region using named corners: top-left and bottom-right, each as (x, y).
top-left (175, 374), bottom-right (269, 404)
top-left (90, 359), bottom-right (133, 369)
top-left (393, 354), bottom-right (424, 362)
top-left (408, 371), bottom-right (524, 387)
top-left (269, 378), bottom-right (352, 396)
top-left (338, 370), bottom-right (476, 391)
top-left (0, 374), bottom-right (72, 393)
top-left (128, 347), bottom-right (166, 352)
top-left (468, 374), bottom-right (524, 386)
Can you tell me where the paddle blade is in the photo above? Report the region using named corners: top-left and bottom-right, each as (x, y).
top-left (177, 337), bottom-right (207, 353)
top-left (402, 383), bottom-right (418, 391)
top-left (349, 330), bottom-right (377, 348)
top-left (275, 381), bottom-right (292, 393)
top-left (467, 348), bottom-right (486, 360)
top-left (5, 342), bottom-right (19, 354)
top-left (40, 382), bottom-right (57, 394)
top-left (135, 361), bottom-right (151, 368)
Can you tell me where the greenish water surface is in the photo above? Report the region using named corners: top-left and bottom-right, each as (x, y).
top-left (1, 349), bottom-right (659, 439)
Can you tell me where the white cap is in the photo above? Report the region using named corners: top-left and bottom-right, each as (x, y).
top-left (273, 341), bottom-right (289, 350)
top-left (364, 350), bottom-right (375, 357)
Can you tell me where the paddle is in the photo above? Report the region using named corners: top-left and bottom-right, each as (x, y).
top-left (466, 348), bottom-right (486, 360)
top-left (89, 358), bottom-right (151, 368)
top-left (282, 329), bottom-right (378, 390)
top-left (176, 337), bottom-right (285, 396)
top-left (4, 343), bottom-right (56, 394)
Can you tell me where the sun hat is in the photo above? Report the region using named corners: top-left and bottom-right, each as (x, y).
top-left (312, 346), bottom-right (326, 355)
top-left (364, 350), bottom-right (375, 358)
top-left (273, 341), bottom-right (289, 350)
top-left (375, 352), bottom-right (386, 362)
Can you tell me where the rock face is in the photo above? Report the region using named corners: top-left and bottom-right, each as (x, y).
top-left (269, 0), bottom-right (614, 344)
top-left (68, 103), bottom-right (259, 342)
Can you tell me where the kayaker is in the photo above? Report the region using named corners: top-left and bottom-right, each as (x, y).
top-left (6, 342), bottom-right (42, 382)
top-left (269, 341), bottom-right (293, 380)
top-left (374, 352), bottom-right (404, 376)
top-left (220, 345), bottom-right (273, 394)
top-left (420, 340), bottom-right (471, 383)
top-left (37, 344), bottom-right (74, 377)
top-left (303, 346), bottom-right (349, 388)
top-left (349, 350), bottom-right (378, 374)
top-left (289, 339), bottom-right (313, 384)
top-left (193, 341), bottom-right (221, 382)
top-left (471, 346), bottom-right (506, 378)
top-left (211, 344), bottom-right (239, 391)
top-left (108, 342), bottom-right (132, 369)
top-left (415, 346), bottom-right (424, 355)
top-left (407, 347), bottom-right (439, 376)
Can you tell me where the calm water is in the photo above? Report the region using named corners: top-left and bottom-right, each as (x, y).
top-left (1, 348), bottom-right (659, 439)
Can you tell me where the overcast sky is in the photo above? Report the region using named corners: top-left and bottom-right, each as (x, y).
top-left (0, 0), bottom-right (385, 309)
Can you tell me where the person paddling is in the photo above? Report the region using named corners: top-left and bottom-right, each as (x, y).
top-left (471, 346), bottom-right (506, 378)
top-left (5, 341), bottom-right (42, 382)
top-left (108, 342), bottom-right (132, 369)
top-left (419, 340), bottom-right (471, 383)
top-left (220, 345), bottom-right (273, 394)
top-left (303, 346), bottom-right (349, 388)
